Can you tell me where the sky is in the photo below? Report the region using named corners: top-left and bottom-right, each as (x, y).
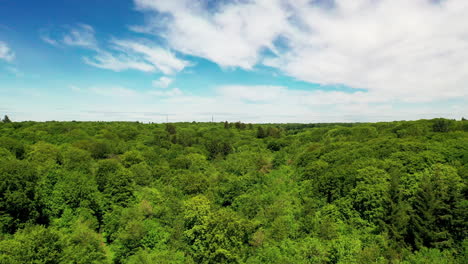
top-left (0, 0), bottom-right (467, 123)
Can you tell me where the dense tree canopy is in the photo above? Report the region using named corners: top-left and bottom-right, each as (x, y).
top-left (0, 119), bottom-right (466, 263)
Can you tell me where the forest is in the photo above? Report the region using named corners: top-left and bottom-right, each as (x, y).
top-left (0, 118), bottom-right (466, 263)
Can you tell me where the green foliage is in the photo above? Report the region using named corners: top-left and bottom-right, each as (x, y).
top-left (401, 247), bottom-right (457, 264)
top-left (47, 170), bottom-right (102, 218)
top-left (256, 126), bottom-right (267, 138)
top-left (61, 220), bottom-right (111, 264)
top-left (126, 249), bottom-right (190, 264)
top-left (408, 164), bottom-right (464, 250)
top-left (0, 225), bottom-right (63, 264)
top-left (204, 138), bottom-right (232, 160)
top-left (27, 141), bottom-right (59, 165)
top-left (0, 137), bottom-right (24, 159)
top-left (183, 195), bottom-right (253, 263)
top-left (432, 118), bottom-right (455, 133)
top-left (0, 223), bottom-right (111, 264)
top-left (165, 123), bottom-right (177, 135)
top-left (120, 150), bottom-right (144, 168)
top-left (351, 167), bottom-right (390, 222)
top-left (0, 119), bottom-right (466, 263)
top-left (0, 159), bottom-right (39, 232)
top-left (60, 146), bottom-right (93, 173)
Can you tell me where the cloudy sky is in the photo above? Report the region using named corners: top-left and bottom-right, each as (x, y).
top-left (0, 0), bottom-right (467, 122)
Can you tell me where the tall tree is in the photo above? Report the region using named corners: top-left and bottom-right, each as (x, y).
top-left (256, 126), bottom-right (267, 138)
top-left (2, 115), bottom-right (11, 123)
top-left (408, 164), bottom-right (464, 250)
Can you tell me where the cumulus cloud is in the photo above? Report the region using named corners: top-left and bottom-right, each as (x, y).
top-left (152, 76), bottom-right (173, 88)
top-left (0, 41), bottom-right (15, 62)
top-left (133, 0), bottom-right (468, 102)
top-left (134, 0), bottom-right (287, 69)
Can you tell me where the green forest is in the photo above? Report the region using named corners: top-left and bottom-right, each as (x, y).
top-left (0, 118), bottom-right (466, 263)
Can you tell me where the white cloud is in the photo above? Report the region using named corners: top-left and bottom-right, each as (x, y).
top-left (39, 29), bottom-right (59, 46)
top-left (134, 0), bottom-right (288, 69)
top-left (152, 84), bottom-right (467, 122)
top-left (134, 0), bottom-right (468, 103)
top-left (71, 84), bottom-right (183, 99)
top-left (217, 85), bottom-right (390, 106)
top-left (152, 76), bottom-right (173, 88)
top-left (41, 35), bottom-right (58, 46)
top-left (0, 41), bottom-right (14, 62)
top-left (62, 24), bottom-right (97, 49)
top-left (83, 40), bottom-right (190, 74)
top-left (218, 85), bottom-right (286, 102)
top-left (148, 87), bottom-right (182, 97)
top-left (4, 83), bottom-right (466, 122)
top-left (40, 24), bottom-right (97, 49)
top-left (89, 86), bottom-right (138, 97)
top-left (110, 39), bottom-right (190, 74)
top-left (40, 23), bottom-right (190, 74)
top-left (83, 50), bottom-right (156, 72)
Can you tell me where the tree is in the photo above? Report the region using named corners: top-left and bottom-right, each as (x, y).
top-left (0, 225), bottom-right (64, 263)
top-left (432, 118), bottom-right (454, 132)
top-left (402, 247), bottom-right (456, 264)
top-left (380, 173), bottom-right (410, 249)
top-left (165, 123), bottom-right (177, 135)
top-left (183, 196), bottom-right (252, 263)
top-left (257, 127), bottom-right (267, 138)
top-left (234, 121), bottom-right (247, 130)
top-left (61, 220), bottom-right (111, 264)
top-left (0, 137), bottom-right (25, 159)
top-left (266, 127), bottom-right (281, 138)
top-left (2, 115), bottom-right (11, 123)
top-left (121, 150), bottom-right (144, 168)
top-left (408, 164), bottom-right (464, 250)
top-left (27, 141), bottom-right (59, 165)
top-left (60, 147), bottom-right (93, 173)
top-left (0, 159), bottom-right (39, 233)
top-left (47, 170), bottom-right (102, 219)
top-left (102, 168), bottom-right (135, 206)
top-left (350, 167), bottom-right (390, 223)
top-left (205, 139), bottom-right (232, 160)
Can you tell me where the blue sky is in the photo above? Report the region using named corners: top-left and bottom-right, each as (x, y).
top-left (0, 0), bottom-right (467, 122)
